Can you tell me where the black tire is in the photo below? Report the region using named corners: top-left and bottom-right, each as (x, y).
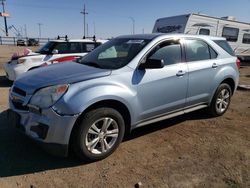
top-left (72, 107), bottom-right (125, 161)
top-left (208, 83), bottom-right (232, 117)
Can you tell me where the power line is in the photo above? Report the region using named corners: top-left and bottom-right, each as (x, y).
top-left (7, 2), bottom-right (79, 11)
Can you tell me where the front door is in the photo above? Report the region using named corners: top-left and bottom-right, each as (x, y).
top-left (136, 40), bottom-right (188, 121)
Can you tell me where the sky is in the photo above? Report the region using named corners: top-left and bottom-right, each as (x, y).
top-left (1, 0), bottom-right (250, 39)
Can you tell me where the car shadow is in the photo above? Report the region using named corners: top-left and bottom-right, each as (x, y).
top-left (0, 76), bottom-right (13, 87)
top-left (126, 109), bottom-right (211, 141)
top-left (0, 108), bottom-right (211, 177)
top-left (0, 110), bottom-right (84, 177)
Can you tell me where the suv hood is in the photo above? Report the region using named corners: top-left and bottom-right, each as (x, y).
top-left (14, 62), bottom-right (111, 94)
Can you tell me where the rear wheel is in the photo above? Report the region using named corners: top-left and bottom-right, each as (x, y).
top-left (72, 107), bottom-right (125, 161)
top-left (208, 83), bottom-right (232, 117)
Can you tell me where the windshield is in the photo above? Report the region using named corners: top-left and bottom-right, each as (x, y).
top-left (37, 41), bottom-right (55, 54)
top-left (79, 38), bottom-right (150, 69)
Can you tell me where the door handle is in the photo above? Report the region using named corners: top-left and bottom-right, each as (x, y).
top-left (212, 63), bottom-right (218, 68)
top-left (176, 70), bottom-right (186, 77)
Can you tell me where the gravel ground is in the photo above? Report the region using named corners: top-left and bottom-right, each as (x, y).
top-left (0, 45), bottom-right (249, 188)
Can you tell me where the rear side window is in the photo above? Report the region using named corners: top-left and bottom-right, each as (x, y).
top-left (69, 42), bottom-right (82, 53)
top-left (54, 42), bottom-right (82, 54)
top-left (209, 46), bottom-right (217, 59)
top-left (149, 41), bottom-right (182, 65)
top-left (222, 27), bottom-right (239, 42)
top-left (185, 40), bottom-right (210, 61)
top-left (54, 43), bottom-right (68, 54)
top-left (199, 28), bottom-right (210, 35)
top-left (242, 33), bottom-right (250, 44)
top-left (213, 40), bottom-right (235, 56)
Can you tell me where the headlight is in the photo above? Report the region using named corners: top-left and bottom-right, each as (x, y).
top-left (29, 84), bottom-right (69, 109)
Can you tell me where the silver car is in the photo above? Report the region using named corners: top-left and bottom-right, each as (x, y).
top-left (9, 34), bottom-right (239, 161)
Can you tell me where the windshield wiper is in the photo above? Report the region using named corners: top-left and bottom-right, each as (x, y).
top-left (83, 61), bottom-right (102, 68)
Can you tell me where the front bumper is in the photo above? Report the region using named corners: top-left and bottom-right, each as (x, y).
top-left (3, 61), bottom-right (28, 81)
top-left (9, 99), bottom-right (79, 157)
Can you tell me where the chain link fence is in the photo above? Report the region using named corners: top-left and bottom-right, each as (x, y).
top-left (0, 36), bottom-right (54, 46)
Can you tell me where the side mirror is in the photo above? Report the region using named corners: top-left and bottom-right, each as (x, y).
top-left (139, 59), bottom-right (164, 69)
top-left (52, 49), bottom-right (59, 54)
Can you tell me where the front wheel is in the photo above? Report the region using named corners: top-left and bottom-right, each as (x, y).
top-left (72, 107), bottom-right (125, 161)
top-left (208, 83), bottom-right (232, 117)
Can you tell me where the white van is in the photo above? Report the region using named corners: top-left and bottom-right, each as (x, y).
top-left (153, 13), bottom-right (250, 60)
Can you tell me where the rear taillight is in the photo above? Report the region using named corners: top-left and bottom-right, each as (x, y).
top-left (50, 56), bottom-right (78, 64)
top-left (236, 58), bottom-right (241, 69)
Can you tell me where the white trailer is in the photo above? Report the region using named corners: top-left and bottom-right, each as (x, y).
top-left (153, 13), bottom-right (250, 60)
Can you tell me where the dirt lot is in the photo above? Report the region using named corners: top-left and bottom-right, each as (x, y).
top-left (0, 45), bottom-right (249, 188)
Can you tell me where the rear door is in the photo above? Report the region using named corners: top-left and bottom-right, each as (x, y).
top-left (184, 39), bottom-right (219, 107)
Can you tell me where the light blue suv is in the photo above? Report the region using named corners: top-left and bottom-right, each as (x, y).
top-left (9, 34), bottom-right (239, 161)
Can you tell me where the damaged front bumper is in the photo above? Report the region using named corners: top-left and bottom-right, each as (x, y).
top-left (9, 98), bottom-right (80, 157)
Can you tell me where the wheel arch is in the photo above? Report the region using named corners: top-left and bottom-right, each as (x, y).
top-left (69, 99), bottom-right (132, 150)
top-left (209, 76), bottom-right (236, 105)
top-left (220, 77), bottom-right (236, 95)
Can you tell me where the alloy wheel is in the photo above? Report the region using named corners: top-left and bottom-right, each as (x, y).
top-left (85, 117), bottom-right (119, 155)
top-left (216, 88), bottom-right (230, 113)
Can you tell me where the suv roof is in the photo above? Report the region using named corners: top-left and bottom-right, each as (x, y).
top-left (117, 33), bottom-right (226, 41)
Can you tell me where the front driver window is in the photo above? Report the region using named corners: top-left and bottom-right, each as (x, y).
top-left (148, 41), bottom-right (182, 65)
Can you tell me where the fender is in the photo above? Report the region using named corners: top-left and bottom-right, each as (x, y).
top-left (209, 63), bottom-right (239, 103)
top-left (52, 81), bottom-right (138, 145)
top-left (53, 81), bottom-right (137, 122)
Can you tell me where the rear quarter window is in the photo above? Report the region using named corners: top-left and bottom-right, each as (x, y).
top-left (213, 40), bottom-right (235, 56)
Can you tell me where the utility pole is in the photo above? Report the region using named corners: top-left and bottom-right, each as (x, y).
top-left (38, 23), bottom-right (42, 38)
top-left (129, 17), bottom-right (135, 34)
top-left (24, 24), bottom-right (27, 38)
top-left (93, 21), bottom-right (96, 36)
top-left (80, 4), bottom-right (88, 38)
top-left (1, 0), bottom-right (8, 36)
top-left (86, 23), bottom-right (88, 37)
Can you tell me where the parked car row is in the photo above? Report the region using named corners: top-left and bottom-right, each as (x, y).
top-left (7, 34), bottom-right (239, 161)
top-left (17, 38), bottom-right (40, 46)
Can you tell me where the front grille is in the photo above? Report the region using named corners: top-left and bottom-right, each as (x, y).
top-left (12, 100), bottom-right (29, 111)
top-left (13, 86), bottom-right (26, 97)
